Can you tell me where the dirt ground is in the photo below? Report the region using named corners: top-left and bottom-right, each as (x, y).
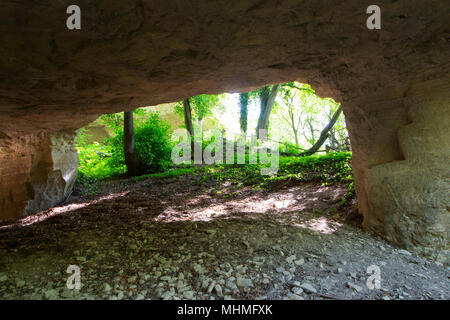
top-left (0, 173), bottom-right (448, 300)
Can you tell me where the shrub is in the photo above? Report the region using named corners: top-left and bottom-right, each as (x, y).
top-left (106, 112), bottom-right (174, 173)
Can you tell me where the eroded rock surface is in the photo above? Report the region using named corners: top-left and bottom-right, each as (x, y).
top-left (0, 131), bottom-right (78, 219)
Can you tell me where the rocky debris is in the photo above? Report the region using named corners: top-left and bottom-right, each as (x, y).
top-left (236, 277), bottom-right (253, 289)
top-left (346, 282), bottom-right (363, 293)
top-left (300, 283), bottom-right (317, 294)
top-left (0, 178), bottom-right (448, 300)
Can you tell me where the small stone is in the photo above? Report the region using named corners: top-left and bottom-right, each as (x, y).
top-left (276, 267), bottom-right (285, 273)
top-left (15, 279), bottom-right (25, 287)
top-left (226, 279), bottom-right (238, 290)
top-left (294, 259), bottom-right (304, 266)
top-left (215, 284), bottom-right (223, 297)
top-left (60, 289), bottom-right (73, 299)
top-left (161, 291), bottom-right (174, 300)
top-left (286, 255), bottom-right (296, 264)
top-left (44, 289), bottom-right (59, 300)
top-left (184, 291), bottom-right (194, 299)
top-left (292, 287), bottom-right (303, 295)
top-left (300, 283), bottom-right (317, 294)
top-left (236, 277), bottom-right (253, 288)
top-left (346, 282), bottom-right (363, 293)
top-left (398, 249), bottom-right (412, 256)
top-left (207, 282), bottom-right (216, 294)
top-left (288, 293), bottom-right (304, 300)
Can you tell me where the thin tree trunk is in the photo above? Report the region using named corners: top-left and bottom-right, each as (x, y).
top-left (308, 118), bottom-right (315, 145)
top-left (124, 111), bottom-right (140, 176)
top-left (299, 106), bottom-right (342, 156)
top-left (288, 108), bottom-right (299, 147)
top-left (183, 98), bottom-right (196, 159)
top-left (183, 98), bottom-right (194, 137)
top-left (239, 92), bottom-right (249, 136)
top-left (256, 84), bottom-right (280, 138)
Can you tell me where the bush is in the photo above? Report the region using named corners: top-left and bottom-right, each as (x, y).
top-left (106, 113), bottom-right (174, 173)
top-left (75, 131), bottom-right (123, 180)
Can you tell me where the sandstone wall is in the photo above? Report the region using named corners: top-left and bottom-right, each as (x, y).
top-left (366, 79), bottom-right (449, 262)
top-left (0, 131), bottom-right (78, 220)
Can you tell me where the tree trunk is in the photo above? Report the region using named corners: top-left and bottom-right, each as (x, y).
top-left (299, 106), bottom-right (342, 156)
top-left (256, 84), bottom-right (280, 138)
top-left (124, 111), bottom-right (140, 176)
top-left (239, 92), bottom-right (249, 136)
top-left (288, 108), bottom-right (299, 147)
top-left (183, 98), bottom-right (194, 137)
top-left (183, 98), bottom-right (196, 159)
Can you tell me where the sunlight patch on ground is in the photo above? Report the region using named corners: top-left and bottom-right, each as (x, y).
top-left (0, 192), bottom-right (129, 229)
top-left (290, 217), bottom-right (343, 234)
top-left (152, 186), bottom-right (344, 235)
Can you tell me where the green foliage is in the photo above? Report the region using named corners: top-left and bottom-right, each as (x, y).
top-left (99, 108), bottom-right (149, 133)
top-left (279, 141), bottom-right (301, 155)
top-left (75, 111), bottom-right (174, 195)
top-left (202, 152), bottom-right (353, 191)
top-left (76, 141), bottom-right (119, 179)
top-left (174, 94), bottom-right (222, 122)
top-left (132, 167), bottom-right (197, 182)
top-left (106, 112), bottom-right (173, 173)
top-left (74, 129), bottom-right (120, 196)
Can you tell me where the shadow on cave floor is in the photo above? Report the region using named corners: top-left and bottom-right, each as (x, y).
top-left (0, 173), bottom-right (448, 300)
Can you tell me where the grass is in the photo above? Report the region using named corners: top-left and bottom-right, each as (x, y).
top-left (201, 152), bottom-right (353, 188)
top-left (132, 168), bottom-right (198, 182)
top-left (74, 136), bottom-right (354, 201)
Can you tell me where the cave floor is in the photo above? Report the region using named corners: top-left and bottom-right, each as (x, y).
top-left (0, 173), bottom-right (448, 300)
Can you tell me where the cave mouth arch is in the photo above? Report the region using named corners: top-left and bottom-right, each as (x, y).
top-left (0, 0), bottom-right (448, 262)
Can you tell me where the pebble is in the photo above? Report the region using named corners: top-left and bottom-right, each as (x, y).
top-left (214, 284), bottom-right (223, 297)
top-left (236, 277), bottom-right (253, 288)
top-left (286, 255), bottom-right (296, 264)
top-left (60, 289), bottom-right (73, 299)
top-left (288, 293), bottom-right (304, 300)
top-left (300, 283), bottom-right (317, 294)
top-left (346, 282), bottom-right (363, 293)
top-left (15, 279), bottom-right (25, 287)
top-left (44, 289), bottom-right (59, 300)
top-left (276, 267), bottom-right (285, 273)
top-left (398, 249), bottom-right (412, 256)
top-left (294, 258), bottom-right (305, 266)
top-left (292, 287), bottom-right (304, 295)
